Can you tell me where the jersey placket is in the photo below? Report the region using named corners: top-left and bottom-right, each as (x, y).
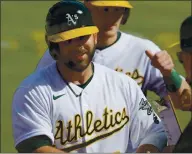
top-left (78, 90), bottom-right (90, 153)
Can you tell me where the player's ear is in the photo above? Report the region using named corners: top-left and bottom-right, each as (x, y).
top-left (93, 33), bottom-right (98, 45)
top-left (50, 42), bottom-right (60, 60)
top-left (45, 34), bottom-right (60, 60)
top-left (177, 52), bottom-right (183, 63)
top-left (121, 8), bottom-right (130, 25)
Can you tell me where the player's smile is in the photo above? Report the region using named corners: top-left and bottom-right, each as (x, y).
top-left (76, 53), bottom-right (87, 61)
top-left (73, 49), bottom-right (87, 61)
top-left (73, 53), bottom-right (87, 62)
top-left (70, 47), bottom-right (90, 63)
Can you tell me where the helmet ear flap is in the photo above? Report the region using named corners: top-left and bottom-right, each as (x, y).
top-left (45, 34), bottom-right (59, 60)
top-left (121, 8), bottom-right (130, 25)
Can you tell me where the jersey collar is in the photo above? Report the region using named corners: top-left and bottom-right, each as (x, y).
top-left (55, 62), bottom-right (95, 97)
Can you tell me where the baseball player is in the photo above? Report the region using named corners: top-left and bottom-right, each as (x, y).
top-left (162, 16), bottom-right (192, 153)
top-left (12, 1), bottom-right (167, 153)
top-left (176, 15), bottom-right (192, 111)
top-left (165, 16), bottom-right (192, 112)
top-left (35, 0), bottom-right (191, 145)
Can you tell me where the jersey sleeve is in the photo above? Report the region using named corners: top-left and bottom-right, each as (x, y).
top-left (142, 40), bottom-right (167, 98)
top-left (12, 87), bottom-right (54, 147)
top-left (127, 78), bottom-right (167, 152)
top-left (35, 49), bottom-right (55, 71)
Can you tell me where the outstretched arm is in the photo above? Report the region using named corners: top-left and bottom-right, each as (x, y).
top-left (146, 50), bottom-right (192, 111)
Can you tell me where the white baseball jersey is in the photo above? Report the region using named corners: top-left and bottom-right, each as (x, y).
top-left (36, 32), bottom-right (182, 145)
top-left (12, 62), bottom-right (166, 153)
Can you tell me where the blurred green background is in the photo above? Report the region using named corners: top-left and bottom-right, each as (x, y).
top-left (1, 1), bottom-right (191, 152)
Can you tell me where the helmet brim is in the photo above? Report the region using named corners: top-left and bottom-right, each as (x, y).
top-left (88, 1), bottom-right (133, 9)
top-left (168, 42), bottom-right (192, 53)
top-left (168, 42), bottom-right (180, 50)
top-left (47, 26), bottom-right (99, 43)
top-left (166, 42), bottom-right (180, 61)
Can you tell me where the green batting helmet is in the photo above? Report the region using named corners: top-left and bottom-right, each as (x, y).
top-left (45, 0), bottom-right (99, 59)
top-left (180, 16), bottom-right (192, 52)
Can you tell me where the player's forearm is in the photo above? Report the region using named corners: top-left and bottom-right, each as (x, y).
top-left (168, 79), bottom-right (192, 111)
top-left (136, 144), bottom-right (159, 153)
top-left (162, 67), bottom-right (192, 111)
top-left (33, 146), bottom-right (67, 153)
top-left (136, 130), bottom-right (167, 153)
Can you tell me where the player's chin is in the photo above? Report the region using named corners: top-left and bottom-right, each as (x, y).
top-left (74, 60), bottom-right (91, 72)
top-left (100, 29), bottom-right (117, 37)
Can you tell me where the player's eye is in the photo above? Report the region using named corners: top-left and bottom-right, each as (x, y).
top-left (115, 7), bottom-right (125, 12)
top-left (67, 39), bottom-right (72, 44)
top-left (79, 35), bottom-right (90, 41)
top-left (104, 7), bottom-right (109, 12)
top-left (79, 36), bottom-right (85, 40)
top-left (115, 8), bottom-right (119, 11)
top-left (62, 39), bottom-right (72, 45)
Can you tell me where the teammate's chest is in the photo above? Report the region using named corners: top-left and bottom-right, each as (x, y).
top-left (93, 48), bottom-right (147, 68)
top-left (93, 50), bottom-right (147, 87)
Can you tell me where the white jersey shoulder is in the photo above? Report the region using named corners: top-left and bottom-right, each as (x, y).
top-left (36, 49), bottom-right (54, 71)
top-left (95, 32), bottom-right (160, 57)
top-left (121, 32), bottom-right (160, 52)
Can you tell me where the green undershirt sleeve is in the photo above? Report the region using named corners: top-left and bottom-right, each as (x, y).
top-left (16, 135), bottom-right (52, 153)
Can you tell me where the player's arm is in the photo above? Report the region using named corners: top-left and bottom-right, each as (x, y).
top-left (34, 146), bottom-right (65, 153)
top-left (35, 49), bottom-right (55, 71)
top-left (12, 87), bottom-right (64, 153)
top-left (16, 135), bottom-right (66, 153)
top-left (127, 79), bottom-right (167, 153)
top-left (146, 50), bottom-right (192, 111)
top-left (165, 78), bottom-right (192, 111)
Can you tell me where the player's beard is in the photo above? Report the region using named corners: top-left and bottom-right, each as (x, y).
top-left (64, 46), bottom-right (96, 72)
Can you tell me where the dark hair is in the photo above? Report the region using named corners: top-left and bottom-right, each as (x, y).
top-left (181, 16), bottom-right (192, 27)
top-left (121, 8), bottom-right (131, 25)
top-left (180, 16), bottom-right (192, 51)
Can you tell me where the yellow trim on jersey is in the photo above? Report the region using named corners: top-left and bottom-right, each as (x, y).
top-left (88, 1), bottom-right (133, 9)
top-left (47, 26), bottom-right (99, 43)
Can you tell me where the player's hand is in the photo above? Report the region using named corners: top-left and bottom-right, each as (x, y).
top-left (145, 50), bottom-right (174, 77)
top-left (180, 89), bottom-right (192, 111)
